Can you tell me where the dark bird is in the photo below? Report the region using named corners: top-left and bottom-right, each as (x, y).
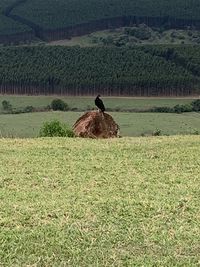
top-left (95, 95), bottom-right (105, 113)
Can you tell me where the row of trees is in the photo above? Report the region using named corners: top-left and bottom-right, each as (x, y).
top-left (0, 45), bottom-right (199, 96)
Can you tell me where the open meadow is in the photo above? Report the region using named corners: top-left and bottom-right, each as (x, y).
top-left (1, 0), bottom-right (200, 265)
top-left (0, 111), bottom-right (200, 138)
top-left (0, 136), bottom-right (199, 266)
top-left (0, 96), bottom-right (199, 138)
top-left (0, 95), bottom-right (195, 112)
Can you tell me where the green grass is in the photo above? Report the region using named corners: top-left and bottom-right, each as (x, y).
top-left (0, 111), bottom-right (200, 138)
top-left (0, 95), bottom-right (195, 112)
top-left (0, 136), bottom-right (199, 266)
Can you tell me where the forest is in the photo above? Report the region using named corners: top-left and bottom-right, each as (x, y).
top-left (1, 0), bottom-right (200, 43)
top-left (0, 45), bottom-right (199, 96)
top-left (0, 0), bottom-right (33, 43)
top-left (12, 0), bottom-right (200, 29)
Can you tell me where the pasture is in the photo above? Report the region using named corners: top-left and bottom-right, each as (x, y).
top-left (0, 96), bottom-right (199, 137)
top-left (0, 136), bottom-right (199, 265)
top-left (0, 111), bottom-right (200, 138)
top-left (0, 95), bottom-right (194, 112)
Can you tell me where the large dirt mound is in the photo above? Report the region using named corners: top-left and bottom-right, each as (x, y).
top-left (73, 111), bottom-right (120, 138)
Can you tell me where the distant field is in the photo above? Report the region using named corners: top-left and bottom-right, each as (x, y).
top-left (0, 111), bottom-right (200, 138)
top-left (0, 95), bottom-right (195, 112)
top-left (0, 136), bottom-right (199, 265)
top-left (0, 96), bottom-right (199, 137)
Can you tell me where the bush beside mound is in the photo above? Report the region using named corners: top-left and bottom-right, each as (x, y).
top-left (39, 120), bottom-right (74, 137)
top-left (2, 100), bottom-right (12, 112)
top-left (51, 99), bottom-right (69, 111)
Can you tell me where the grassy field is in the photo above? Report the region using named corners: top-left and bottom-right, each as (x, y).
top-left (0, 95), bottom-right (195, 112)
top-left (0, 96), bottom-right (199, 137)
top-left (0, 136), bottom-right (199, 266)
top-left (0, 111), bottom-right (200, 138)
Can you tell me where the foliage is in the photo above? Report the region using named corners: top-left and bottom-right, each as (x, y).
top-left (150, 106), bottom-right (174, 113)
top-left (0, 15), bottom-right (31, 37)
top-left (173, 104), bottom-right (193, 113)
top-left (125, 25), bottom-right (151, 40)
top-left (0, 0), bottom-right (200, 43)
top-left (23, 105), bottom-right (34, 113)
top-left (191, 99), bottom-right (200, 111)
top-left (152, 128), bottom-right (162, 136)
top-left (11, 0), bottom-right (200, 30)
top-left (51, 99), bottom-right (69, 111)
top-left (2, 100), bottom-right (12, 111)
top-left (39, 119), bottom-right (74, 137)
top-left (0, 45), bottom-right (199, 96)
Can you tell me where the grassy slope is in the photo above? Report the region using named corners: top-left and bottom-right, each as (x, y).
top-left (0, 111), bottom-right (200, 138)
top-left (0, 136), bottom-right (199, 266)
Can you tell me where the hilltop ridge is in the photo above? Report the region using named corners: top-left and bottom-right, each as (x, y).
top-left (1, 0), bottom-right (200, 43)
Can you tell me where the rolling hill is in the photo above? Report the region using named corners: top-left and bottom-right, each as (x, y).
top-left (1, 1), bottom-right (200, 96)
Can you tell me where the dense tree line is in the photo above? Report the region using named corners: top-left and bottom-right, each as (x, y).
top-left (0, 45), bottom-right (199, 96)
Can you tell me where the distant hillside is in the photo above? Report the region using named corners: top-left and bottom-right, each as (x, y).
top-left (1, 0), bottom-right (200, 43)
top-left (0, 45), bottom-right (200, 96)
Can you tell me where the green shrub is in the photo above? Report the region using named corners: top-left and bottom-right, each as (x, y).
top-left (174, 104), bottom-right (193, 113)
top-left (151, 106), bottom-right (174, 113)
top-left (2, 100), bottom-right (12, 111)
top-left (181, 104), bottom-right (193, 112)
top-left (125, 25), bottom-right (151, 40)
top-left (152, 129), bottom-right (162, 136)
top-left (24, 106), bottom-right (34, 113)
top-left (191, 129), bottom-right (199, 135)
top-left (51, 99), bottom-right (69, 111)
top-left (39, 120), bottom-right (74, 137)
top-left (191, 99), bottom-right (200, 111)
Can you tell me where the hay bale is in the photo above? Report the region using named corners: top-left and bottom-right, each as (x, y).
top-left (73, 111), bottom-right (120, 138)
